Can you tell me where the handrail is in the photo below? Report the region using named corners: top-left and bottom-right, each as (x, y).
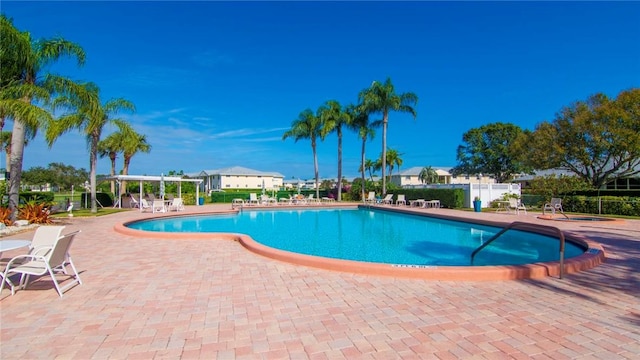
top-left (470, 221), bottom-right (566, 279)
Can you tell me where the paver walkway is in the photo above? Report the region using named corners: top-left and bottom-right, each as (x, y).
top-left (1, 204), bottom-right (638, 359)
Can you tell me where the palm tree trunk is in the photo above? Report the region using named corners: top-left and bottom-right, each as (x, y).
top-left (337, 126), bottom-right (342, 201)
top-left (312, 139), bottom-right (319, 200)
top-left (360, 137), bottom-right (366, 201)
top-left (89, 137), bottom-right (98, 213)
top-left (121, 156), bottom-right (131, 196)
top-left (109, 152), bottom-right (116, 194)
top-left (381, 113), bottom-right (388, 195)
top-left (8, 120), bottom-right (26, 221)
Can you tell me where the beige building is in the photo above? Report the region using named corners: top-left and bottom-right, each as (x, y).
top-left (390, 166), bottom-right (495, 187)
top-left (187, 166), bottom-right (284, 193)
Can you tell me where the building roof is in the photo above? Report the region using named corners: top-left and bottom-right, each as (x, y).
top-left (394, 166), bottom-right (453, 176)
top-left (187, 166), bottom-right (284, 178)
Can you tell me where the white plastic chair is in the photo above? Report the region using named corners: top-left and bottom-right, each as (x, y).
top-left (1, 231), bottom-right (83, 297)
top-left (365, 192), bottom-right (376, 204)
top-left (152, 200), bottom-right (166, 213)
top-left (168, 198), bottom-right (185, 211)
top-left (381, 194), bottom-right (394, 205)
top-left (396, 194), bottom-right (407, 206)
top-left (543, 198), bottom-right (563, 215)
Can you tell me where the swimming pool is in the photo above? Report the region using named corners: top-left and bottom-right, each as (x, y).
top-left (126, 208), bottom-right (586, 267)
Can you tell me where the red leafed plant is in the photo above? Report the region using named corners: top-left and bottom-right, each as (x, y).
top-left (18, 202), bottom-right (53, 224)
top-left (0, 207), bottom-right (12, 226)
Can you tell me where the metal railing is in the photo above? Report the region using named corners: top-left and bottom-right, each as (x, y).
top-left (470, 221), bottom-right (566, 279)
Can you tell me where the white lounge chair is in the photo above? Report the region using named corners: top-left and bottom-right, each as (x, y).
top-left (365, 191), bottom-right (376, 204)
top-left (543, 198), bottom-right (563, 215)
top-left (129, 195), bottom-right (140, 208)
top-left (248, 193), bottom-right (260, 206)
top-left (306, 194), bottom-right (320, 205)
top-left (168, 198), bottom-right (185, 211)
top-left (1, 231), bottom-right (83, 297)
top-left (260, 194), bottom-right (277, 206)
top-left (381, 194), bottom-right (394, 205)
top-left (396, 194), bottom-right (406, 206)
top-left (509, 198), bottom-right (527, 215)
top-left (152, 200), bottom-right (166, 213)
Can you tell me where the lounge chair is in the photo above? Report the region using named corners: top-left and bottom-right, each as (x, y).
top-left (381, 194), bottom-right (394, 205)
top-left (306, 194), bottom-right (320, 205)
top-left (543, 198), bottom-right (563, 215)
top-left (509, 198), bottom-right (527, 215)
top-left (168, 198), bottom-right (185, 211)
top-left (248, 193), bottom-right (260, 206)
top-left (29, 226), bottom-right (66, 253)
top-left (365, 191), bottom-right (376, 204)
top-left (260, 194), bottom-right (277, 206)
top-left (140, 198), bottom-right (152, 212)
top-left (1, 231), bottom-right (83, 297)
top-left (152, 200), bottom-right (166, 213)
top-left (129, 194), bottom-right (140, 208)
top-left (396, 194), bottom-right (406, 206)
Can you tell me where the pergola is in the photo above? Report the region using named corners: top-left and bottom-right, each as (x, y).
top-left (99, 174), bottom-right (204, 209)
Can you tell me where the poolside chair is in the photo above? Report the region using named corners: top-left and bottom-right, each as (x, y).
top-left (306, 194), bottom-right (320, 205)
top-left (152, 200), bottom-right (166, 213)
top-left (365, 191), bottom-right (376, 204)
top-left (260, 194), bottom-right (277, 206)
top-left (396, 194), bottom-right (407, 206)
top-left (248, 193), bottom-right (260, 206)
top-left (543, 198), bottom-right (563, 215)
top-left (509, 198), bottom-right (527, 215)
top-left (1, 230), bottom-right (83, 297)
top-left (381, 194), bottom-right (394, 205)
top-left (29, 226), bottom-right (66, 253)
top-left (129, 194), bottom-right (140, 208)
top-left (140, 199), bottom-right (152, 212)
top-left (168, 198), bottom-right (185, 211)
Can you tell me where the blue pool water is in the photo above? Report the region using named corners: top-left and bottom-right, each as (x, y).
top-left (127, 208), bottom-right (586, 266)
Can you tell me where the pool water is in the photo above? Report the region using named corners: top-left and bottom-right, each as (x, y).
top-left (128, 208), bottom-right (585, 266)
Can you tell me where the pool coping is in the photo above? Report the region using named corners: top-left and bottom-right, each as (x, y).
top-left (113, 206), bottom-right (605, 281)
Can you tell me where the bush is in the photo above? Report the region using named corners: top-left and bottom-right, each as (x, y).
top-left (18, 202), bottom-right (54, 224)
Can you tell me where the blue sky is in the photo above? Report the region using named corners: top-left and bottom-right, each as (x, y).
top-left (3, 1), bottom-right (639, 180)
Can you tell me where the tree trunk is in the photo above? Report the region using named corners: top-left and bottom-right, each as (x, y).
top-left (8, 120), bottom-right (26, 222)
top-left (337, 126), bottom-right (342, 201)
top-left (381, 112), bottom-right (388, 196)
top-left (89, 137), bottom-right (98, 213)
top-left (360, 137), bottom-right (366, 201)
top-left (121, 156), bottom-right (131, 196)
top-left (109, 152), bottom-right (116, 195)
top-left (312, 139), bottom-right (319, 200)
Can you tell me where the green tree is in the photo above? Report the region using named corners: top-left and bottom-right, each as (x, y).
top-left (120, 129), bottom-right (151, 195)
top-left (528, 174), bottom-right (592, 201)
top-left (359, 78), bottom-right (418, 195)
top-left (523, 88), bottom-right (640, 188)
top-left (98, 121), bottom-right (135, 194)
top-left (363, 159), bottom-right (378, 182)
top-left (0, 15), bottom-right (85, 220)
top-left (384, 147), bottom-right (403, 181)
top-left (319, 100), bottom-right (351, 201)
top-left (453, 122), bottom-right (529, 183)
top-left (283, 108), bottom-right (324, 200)
top-left (46, 81), bottom-right (134, 213)
top-left (347, 103), bottom-right (375, 201)
top-left (419, 166), bottom-right (439, 184)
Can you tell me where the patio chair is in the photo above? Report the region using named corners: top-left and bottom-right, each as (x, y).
top-left (396, 194), bottom-right (407, 206)
top-left (509, 198), bottom-right (527, 214)
top-left (365, 191), bottom-right (376, 204)
top-left (140, 199), bottom-right (152, 212)
top-left (543, 198), bottom-right (563, 215)
top-left (152, 200), bottom-right (166, 213)
top-left (260, 194), bottom-right (277, 206)
top-left (129, 194), bottom-right (140, 208)
top-left (248, 193), bottom-right (260, 206)
top-left (381, 194), bottom-right (394, 205)
top-left (168, 198), bottom-right (185, 211)
top-left (1, 230), bottom-right (83, 297)
top-left (306, 194), bottom-right (320, 205)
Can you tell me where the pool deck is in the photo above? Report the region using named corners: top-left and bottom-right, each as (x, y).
top-left (1, 203), bottom-right (639, 358)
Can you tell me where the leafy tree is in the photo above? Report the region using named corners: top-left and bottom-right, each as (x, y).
top-left (453, 122), bottom-right (530, 183)
top-left (0, 15), bottom-right (85, 220)
top-left (527, 174), bottom-right (592, 201)
top-left (346, 103), bottom-right (375, 200)
top-left (359, 78), bottom-right (418, 195)
top-left (120, 129), bottom-right (151, 195)
top-left (319, 100), bottom-right (351, 201)
top-left (419, 166), bottom-right (439, 184)
top-left (46, 81), bottom-right (134, 213)
top-left (383, 147), bottom-right (403, 181)
top-left (523, 88), bottom-right (640, 188)
top-left (364, 159), bottom-right (378, 181)
top-left (283, 108), bottom-right (324, 200)
top-left (98, 121), bottom-right (134, 194)
top-left (22, 162), bottom-right (88, 191)
top-left (320, 179), bottom-right (333, 190)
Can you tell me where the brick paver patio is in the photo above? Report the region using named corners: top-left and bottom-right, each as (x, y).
top-left (1, 204), bottom-right (638, 359)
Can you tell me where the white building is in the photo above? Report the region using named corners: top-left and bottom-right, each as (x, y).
top-left (186, 166), bottom-right (284, 192)
top-left (390, 166), bottom-right (495, 187)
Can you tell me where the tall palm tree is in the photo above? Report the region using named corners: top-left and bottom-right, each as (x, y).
top-left (98, 121), bottom-right (134, 194)
top-left (120, 130), bottom-right (151, 195)
top-left (347, 104), bottom-right (375, 200)
top-left (319, 100), bottom-right (351, 201)
top-left (385, 147), bottom-right (403, 181)
top-left (46, 80), bottom-right (134, 213)
top-left (283, 108), bottom-right (323, 200)
top-left (0, 131), bottom-right (29, 174)
top-left (359, 78), bottom-right (418, 195)
top-left (0, 15), bottom-right (85, 220)
top-left (364, 159), bottom-right (377, 182)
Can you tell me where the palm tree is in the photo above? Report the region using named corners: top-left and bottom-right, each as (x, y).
top-left (46, 80), bottom-right (134, 213)
top-left (385, 147), bottom-right (403, 181)
top-left (419, 166), bottom-right (439, 184)
top-left (120, 130), bottom-right (151, 195)
top-left (319, 100), bottom-right (351, 201)
top-left (98, 121), bottom-right (134, 194)
top-left (364, 159), bottom-right (378, 181)
top-left (347, 104), bottom-right (375, 201)
top-left (0, 131), bottom-right (30, 174)
top-left (283, 109), bottom-right (323, 200)
top-left (359, 78), bottom-right (418, 195)
top-left (0, 15), bottom-right (85, 220)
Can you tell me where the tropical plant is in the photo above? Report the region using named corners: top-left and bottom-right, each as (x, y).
top-left (419, 166), bottom-right (439, 184)
top-left (363, 159), bottom-right (378, 181)
top-left (358, 78), bottom-right (418, 195)
top-left (319, 100), bottom-right (351, 201)
top-left (46, 81), bottom-right (134, 213)
top-left (283, 108), bottom-right (324, 200)
top-left (18, 201), bottom-right (54, 224)
top-left (98, 123), bottom-right (130, 194)
top-left (384, 147), bottom-right (403, 180)
top-left (120, 129), bottom-right (151, 195)
top-left (0, 15), bottom-right (85, 221)
top-left (347, 103), bottom-right (375, 201)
